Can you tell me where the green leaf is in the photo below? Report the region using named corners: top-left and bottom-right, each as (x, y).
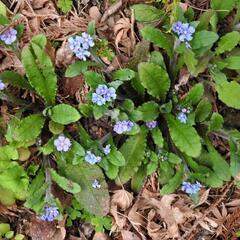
top-left (208, 112), bottom-right (224, 131)
top-left (84, 71), bottom-right (105, 89)
top-left (217, 56), bottom-right (240, 70)
top-left (131, 164), bottom-right (146, 192)
top-left (0, 145), bottom-right (18, 161)
top-left (0, 224), bottom-right (10, 237)
top-left (50, 169), bottom-right (81, 194)
top-left (207, 142), bottom-right (231, 181)
top-left (184, 83), bottom-right (204, 105)
top-left (229, 139), bottom-right (240, 177)
top-left (0, 71), bottom-right (32, 90)
top-left (57, 0), bottom-right (73, 13)
top-left (107, 147), bottom-right (125, 166)
top-left (152, 127), bottom-right (164, 148)
top-left (216, 31), bottom-right (240, 54)
top-left (166, 114), bottom-right (202, 158)
top-left (141, 26), bottom-right (173, 57)
top-left (49, 121), bottom-right (64, 135)
top-left (131, 4), bottom-right (163, 22)
top-left (65, 162), bottom-right (110, 216)
top-left (0, 2), bottom-right (7, 16)
top-left (118, 127), bottom-right (147, 184)
top-left (159, 161), bottom-right (174, 185)
top-left (195, 98), bottom-right (212, 122)
top-left (65, 61), bottom-right (99, 78)
top-left (87, 21), bottom-right (96, 36)
top-left (138, 63), bottom-right (170, 98)
top-left (22, 34), bottom-right (57, 105)
top-left (160, 166), bottom-right (183, 195)
top-left (93, 104), bottom-right (108, 120)
top-left (105, 163), bottom-right (119, 180)
top-left (211, 0), bottom-right (235, 19)
top-left (0, 163), bottom-right (29, 202)
top-left (216, 81), bottom-right (240, 109)
top-left (24, 170), bottom-right (46, 212)
top-left (112, 69), bottom-right (135, 81)
top-left (0, 14), bottom-right (9, 25)
top-left (12, 114), bottom-right (45, 143)
top-left (191, 31), bottom-right (219, 50)
top-left (150, 51), bottom-right (166, 69)
top-left (50, 104), bottom-right (81, 125)
top-left (137, 101), bottom-right (159, 121)
top-left (183, 47), bottom-right (197, 75)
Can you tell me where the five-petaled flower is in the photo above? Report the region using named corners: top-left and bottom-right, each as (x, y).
top-left (54, 135), bottom-right (71, 152)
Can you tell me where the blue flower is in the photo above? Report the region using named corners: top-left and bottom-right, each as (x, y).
top-left (41, 206), bottom-right (59, 222)
top-left (54, 135), bottom-right (71, 152)
top-left (103, 144), bottom-right (111, 155)
top-left (96, 84), bottom-right (108, 95)
top-left (177, 112), bottom-right (188, 124)
top-left (0, 28), bottom-right (17, 45)
top-left (85, 151), bottom-right (101, 164)
top-left (81, 32), bottom-right (95, 49)
top-left (104, 87), bottom-right (116, 102)
top-left (92, 84), bottom-right (116, 105)
top-left (68, 32), bottom-right (94, 61)
top-left (146, 120), bottom-right (157, 129)
top-left (181, 181), bottom-right (202, 195)
top-left (113, 120), bottom-right (134, 134)
top-left (75, 48), bottom-right (91, 61)
top-left (179, 23), bottom-right (195, 42)
top-left (172, 21), bottom-right (195, 46)
top-left (0, 80), bottom-right (6, 91)
top-left (172, 21), bottom-right (184, 35)
top-left (92, 179), bottom-right (101, 189)
top-left (92, 93), bottom-right (106, 106)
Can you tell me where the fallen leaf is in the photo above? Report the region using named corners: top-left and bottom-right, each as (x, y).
top-left (111, 190), bottom-right (133, 211)
top-left (121, 230), bottom-right (141, 240)
top-left (89, 6), bottom-right (102, 23)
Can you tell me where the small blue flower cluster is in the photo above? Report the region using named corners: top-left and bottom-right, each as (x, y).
top-left (177, 112), bottom-right (188, 124)
top-left (68, 32), bottom-right (94, 61)
top-left (85, 151), bottom-right (102, 165)
top-left (172, 21), bottom-right (195, 47)
top-left (92, 179), bottom-right (101, 189)
top-left (177, 106), bottom-right (191, 124)
top-left (41, 206), bottom-right (59, 222)
top-left (0, 28), bottom-right (17, 45)
top-left (92, 84), bottom-right (116, 106)
top-left (0, 80), bottom-right (6, 91)
top-left (181, 181), bottom-right (202, 195)
top-left (146, 120), bottom-right (157, 129)
top-left (103, 144), bottom-right (111, 155)
top-left (113, 120), bottom-right (134, 134)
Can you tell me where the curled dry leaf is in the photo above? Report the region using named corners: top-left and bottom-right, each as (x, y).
top-left (110, 190), bottom-right (133, 231)
top-left (114, 17), bottom-right (136, 56)
top-left (111, 189), bottom-right (133, 211)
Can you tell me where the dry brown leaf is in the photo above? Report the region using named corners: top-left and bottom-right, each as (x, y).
top-left (195, 189), bottom-right (210, 207)
top-left (226, 199), bottom-right (240, 207)
top-left (63, 75), bottom-right (84, 97)
top-left (111, 190), bottom-right (133, 211)
top-left (114, 17), bottom-right (136, 56)
top-left (93, 232), bottom-right (109, 240)
top-left (55, 41), bottom-right (74, 67)
top-left (89, 6), bottom-right (102, 23)
top-left (121, 230), bottom-right (141, 240)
